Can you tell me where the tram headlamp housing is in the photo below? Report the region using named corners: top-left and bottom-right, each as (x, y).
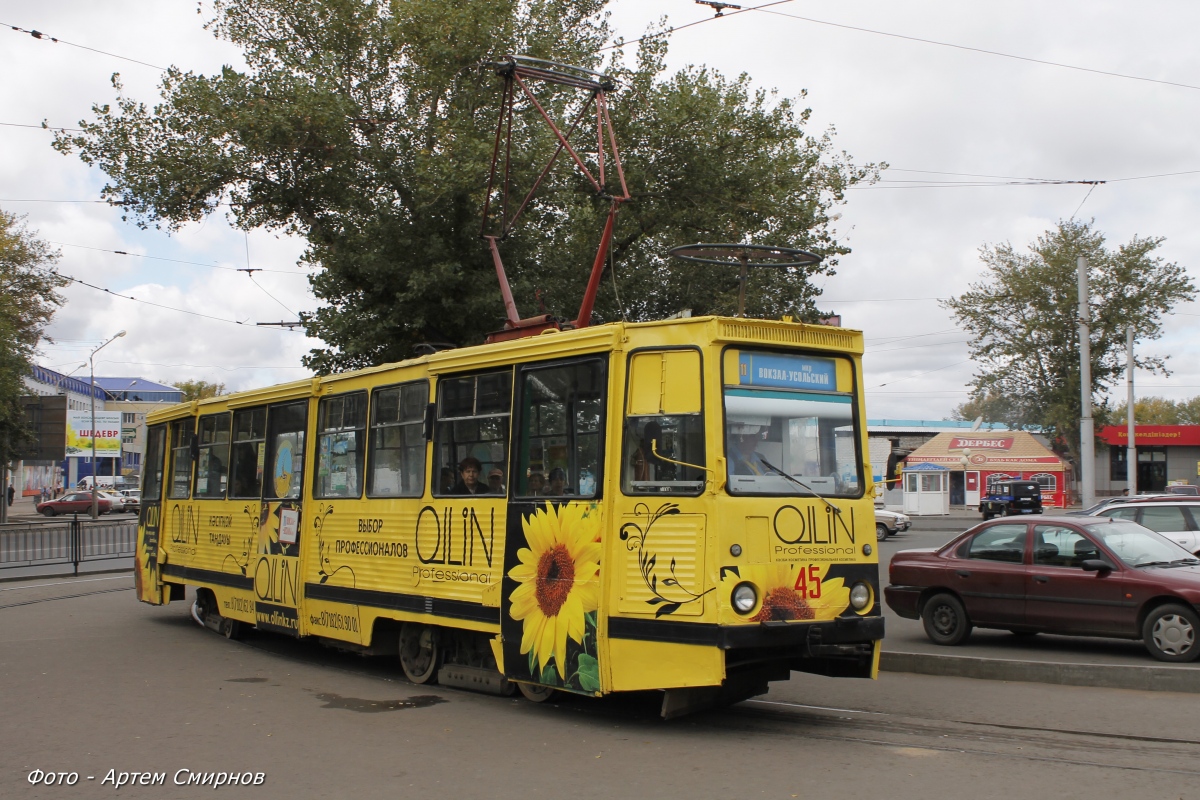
top-left (732, 582), bottom-right (758, 614)
top-left (849, 581), bottom-right (872, 611)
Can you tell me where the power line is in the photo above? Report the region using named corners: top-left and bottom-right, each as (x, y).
top-left (751, 9), bottom-right (1200, 93)
top-left (104, 359), bottom-right (310, 372)
top-left (597, 0), bottom-right (795, 52)
top-left (0, 121), bottom-right (83, 132)
top-left (60, 272), bottom-right (302, 332)
top-left (48, 239), bottom-right (305, 275)
top-left (868, 359), bottom-right (973, 390)
top-left (3, 22), bottom-right (166, 70)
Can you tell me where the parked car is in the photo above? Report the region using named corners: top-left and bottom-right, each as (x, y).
top-left (1166, 485), bottom-right (1200, 496)
top-left (1091, 499), bottom-right (1200, 556)
top-left (979, 480), bottom-right (1042, 519)
top-left (97, 490), bottom-right (134, 513)
top-left (1065, 494), bottom-right (1168, 516)
top-left (874, 507), bottom-right (911, 541)
top-left (119, 489), bottom-right (141, 512)
top-left (36, 491), bottom-right (116, 516)
top-left (885, 515), bottom-right (1200, 662)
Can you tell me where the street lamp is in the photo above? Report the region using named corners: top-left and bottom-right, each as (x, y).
top-left (90, 330), bottom-right (126, 518)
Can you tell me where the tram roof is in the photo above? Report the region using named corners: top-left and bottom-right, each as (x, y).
top-left (145, 315), bottom-right (863, 424)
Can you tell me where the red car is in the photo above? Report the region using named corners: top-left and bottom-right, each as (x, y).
top-left (885, 515), bottom-right (1200, 662)
top-left (36, 491), bottom-right (115, 516)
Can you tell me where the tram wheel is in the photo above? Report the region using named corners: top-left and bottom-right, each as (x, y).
top-left (221, 617), bottom-right (244, 640)
top-left (398, 623), bottom-right (440, 684)
top-left (517, 682), bottom-right (558, 703)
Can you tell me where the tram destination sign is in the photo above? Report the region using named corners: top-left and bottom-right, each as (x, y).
top-left (737, 352), bottom-right (837, 391)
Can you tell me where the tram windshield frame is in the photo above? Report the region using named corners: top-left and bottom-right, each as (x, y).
top-left (723, 353), bottom-right (863, 498)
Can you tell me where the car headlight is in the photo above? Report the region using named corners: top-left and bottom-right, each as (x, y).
top-left (732, 582), bottom-right (758, 614)
top-left (849, 582), bottom-right (872, 611)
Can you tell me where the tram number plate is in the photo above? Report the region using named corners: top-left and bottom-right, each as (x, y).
top-left (793, 566), bottom-right (822, 600)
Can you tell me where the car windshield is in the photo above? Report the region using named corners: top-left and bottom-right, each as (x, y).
top-left (1085, 520), bottom-right (1199, 567)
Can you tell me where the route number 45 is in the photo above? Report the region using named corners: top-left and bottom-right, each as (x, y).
top-left (793, 566), bottom-right (822, 599)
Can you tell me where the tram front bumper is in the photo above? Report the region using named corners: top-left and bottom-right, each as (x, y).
top-left (717, 614), bottom-right (884, 655)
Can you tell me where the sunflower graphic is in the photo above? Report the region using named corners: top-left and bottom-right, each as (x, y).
top-left (751, 564), bottom-right (851, 622)
top-left (507, 503), bottom-right (602, 680)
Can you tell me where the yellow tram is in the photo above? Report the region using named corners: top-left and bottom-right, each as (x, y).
top-left (135, 314), bottom-right (883, 716)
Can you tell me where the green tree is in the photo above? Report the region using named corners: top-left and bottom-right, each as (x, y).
top-left (54, 0), bottom-right (877, 373)
top-left (1177, 397), bottom-right (1200, 425)
top-left (0, 209), bottom-right (68, 468)
top-left (943, 219), bottom-right (1195, 469)
top-left (167, 380), bottom-right (227, 402)
top-left (1110, 396), bottom-right (1184, 425)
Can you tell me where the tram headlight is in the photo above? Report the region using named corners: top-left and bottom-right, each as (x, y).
top-left (849, 581), bottom-right (872, 611)
top-left (732, 582), bottom-right (758, 614)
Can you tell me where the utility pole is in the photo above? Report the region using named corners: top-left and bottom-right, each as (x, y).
top-left (1127, 326), bottom-right (1137, 495)
top-left (1078, 256), bottom-right (1095, 508)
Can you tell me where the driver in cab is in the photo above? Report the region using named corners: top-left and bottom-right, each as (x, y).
top-left (728, 422), bottom-right (768, 477)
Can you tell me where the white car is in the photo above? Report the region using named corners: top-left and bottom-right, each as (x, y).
top-left (875, 507), bottom-right (911, 541)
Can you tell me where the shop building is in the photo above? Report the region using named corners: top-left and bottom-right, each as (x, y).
top-left (901, 430), bottom-right (1071, 510)
top-left (1096, 425), bottom-right (1200, 493)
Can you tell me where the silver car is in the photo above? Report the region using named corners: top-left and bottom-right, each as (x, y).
top-left (874, 507), bottom-right (911, 541)
top-left (1093, 500), bottom-right (1200, 555)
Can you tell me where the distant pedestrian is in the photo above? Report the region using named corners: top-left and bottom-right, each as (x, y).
top-left (41, 486), bottom-right (49, 503)
top-left (6, 483), bottom-right (13, 508)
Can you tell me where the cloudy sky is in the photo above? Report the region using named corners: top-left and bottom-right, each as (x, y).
top-left (3, 1), bottom-right (1199, 421)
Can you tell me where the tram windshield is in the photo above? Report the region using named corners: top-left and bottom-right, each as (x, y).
top-left (724, 386), bottom-right (861, 497)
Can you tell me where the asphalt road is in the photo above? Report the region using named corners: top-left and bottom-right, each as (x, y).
top-left (2, 575), bottom-right (1199, 799)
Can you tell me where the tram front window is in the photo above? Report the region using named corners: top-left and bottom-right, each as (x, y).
top-left (724, 387), bottom-right (860, 497)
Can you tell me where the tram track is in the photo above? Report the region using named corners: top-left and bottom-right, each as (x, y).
top-left (21, 584), bottom-right (1195, 777)
top-left (718, 699), bottom-right (1200, 776)
top-left (0, 575), bottom-right (132, 606)
top-left (237, 625), bottom-right (1200, 776)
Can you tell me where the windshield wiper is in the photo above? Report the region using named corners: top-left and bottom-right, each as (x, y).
top-left (1134, 560), bottom-right (1172, 568)
top-left (755, 456), bottom-right (842, 517)
top-left (1168, 558), bottom-right (1200, 566)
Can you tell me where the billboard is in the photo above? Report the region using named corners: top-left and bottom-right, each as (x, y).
top-left (66, 411), bottom-right (123, 458)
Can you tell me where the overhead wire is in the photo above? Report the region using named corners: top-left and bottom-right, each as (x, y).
top-left (57, 271), bottom-right (303, 332)
top-left (47, 240), bottom-right (305, 275)
top-left (2, 22), bottom-right (166, 71)
top-left (749, 8), bottom-right (1200, 93)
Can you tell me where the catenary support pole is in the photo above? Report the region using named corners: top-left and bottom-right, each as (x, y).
top-left (1078, 256), bottom-right (1095, 508)
top-left (1127, 326), bottom-right (1137, 495)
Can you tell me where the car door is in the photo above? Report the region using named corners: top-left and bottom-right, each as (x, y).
top-left (951, 522), bottom-right (1029, 627)
top-left (64, 493), bottom-right (90, 513)
top-left (1025, 524), bottom-right (1134, 635)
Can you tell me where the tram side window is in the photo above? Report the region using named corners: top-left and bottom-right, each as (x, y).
top-left (229, 407), bottom-right (267, 499)
top-left (167, 419), bottom-right (195, 499)
top-left (265, 401), bottom-right (307, 500)
top-left (142, 424), bottom-right (166, 500)
top-left (194, 412), bottom-right (231, 499)
top-left (367, 382), bottom-right (428, 497)
top-left (622, 350), bottom-right (706, 495)
top-left (315, 392), bottom-right (367, 499)
top-left (514, 359), bottom-right (606, 498)
top-left (434, 371), bottom-right (511, 496)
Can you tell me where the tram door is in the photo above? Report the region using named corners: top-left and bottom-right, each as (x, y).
top-left (608, 349), bottom-right (711, 690)
top-left (249, 401), bottom-right (308, 637)
top-left (501, 357), bottom-right (607, 695)
top-left (135, 424), bottom-right (168, 605)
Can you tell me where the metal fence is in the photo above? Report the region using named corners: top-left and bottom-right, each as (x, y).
top-left (0, 517), bottom-right (137, 574)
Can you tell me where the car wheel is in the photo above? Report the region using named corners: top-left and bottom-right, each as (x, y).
top-left (922, 592), bottom-right (972, 646)
top-left (1142, 604), bottom-right (1200, 662)
top-left (41, 507), bottom-right (56, 517)
top-left (876, 523), bottom-right (890, 542)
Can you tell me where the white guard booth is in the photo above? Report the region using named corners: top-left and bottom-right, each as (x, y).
top-left (902, 462), bottom-right (951, 516)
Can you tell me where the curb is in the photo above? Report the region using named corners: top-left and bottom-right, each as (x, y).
top-left (881, 650), bottom-right (1200, 694)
